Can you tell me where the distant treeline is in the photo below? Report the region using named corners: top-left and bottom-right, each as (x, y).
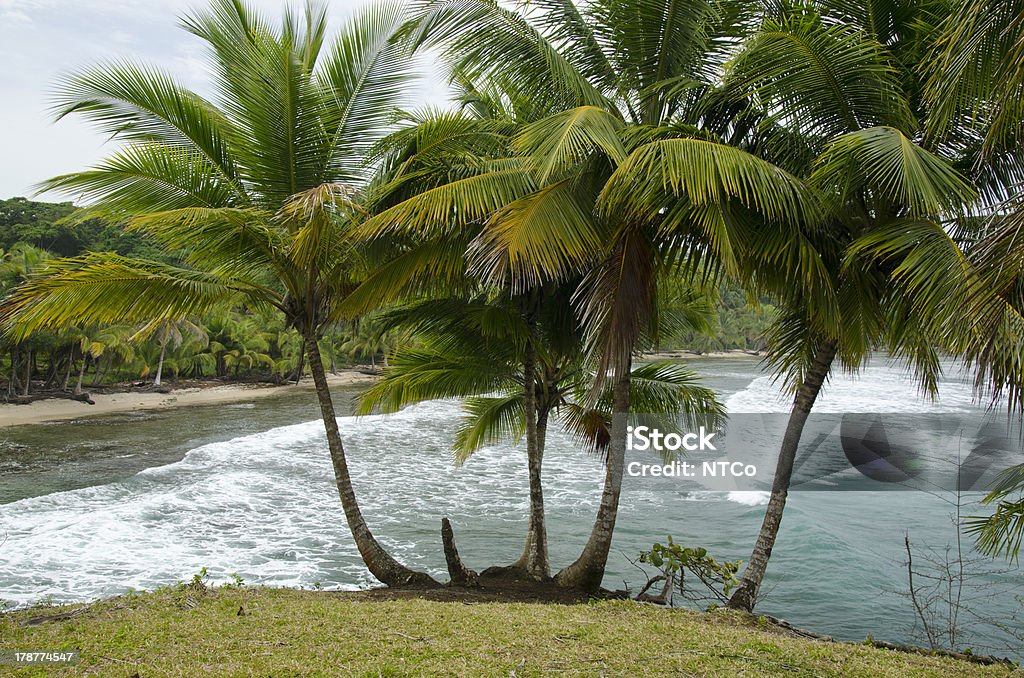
top-left (0, 198), bottom-right (400, 399)
top-left (0, 197), bottom-right (167, 260)
top-left (0, 197), bottom-right (767, 400)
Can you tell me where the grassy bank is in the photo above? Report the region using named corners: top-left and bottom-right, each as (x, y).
top-left (1, 586), bottom-right (1018, 676)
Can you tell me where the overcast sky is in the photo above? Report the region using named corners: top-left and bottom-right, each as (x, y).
top-left (0, 0), bottom-right (448, 201)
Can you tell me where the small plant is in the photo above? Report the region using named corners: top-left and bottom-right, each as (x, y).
top-left (636, 537), bottom-right (741, 607)
top-left (229, 572), bottom-right (245, 587)
top-left (312, 581), bottom-right (323, 591)
top-left (29, 595), bottom-right (55, 609)
top-left (187, 567), bottom-right (210, 594)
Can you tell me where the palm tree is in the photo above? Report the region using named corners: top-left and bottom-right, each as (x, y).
top-left (360, 0), bottom-right (818, 590)
top-left (0, 0), bottom-right (437, 588)
top-left (922, 0), bottom-right (1024, 562)
top-left (1, 244), bottom-right (53, 397)
top-left (132, 318), bottom-right (207, 386)
top-left (719, 0), bottom-right (990, 611)
top-left (357, 289), bottom-right (725, 580)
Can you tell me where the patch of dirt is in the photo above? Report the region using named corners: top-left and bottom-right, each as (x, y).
top-left (337, 570), bottom-right (616, 605)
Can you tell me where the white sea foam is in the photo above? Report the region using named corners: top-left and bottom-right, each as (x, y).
top-left (725, 357), bottom-right (978, 414)
top-left (0, 398), bottom-right (610, 606)
top-left (0, 359), bottom-right (993, 607)
top-left (726, 491), bottom-right (770, 506)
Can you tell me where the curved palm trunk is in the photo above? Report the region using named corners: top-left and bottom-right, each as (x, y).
top-left (728, 341), bottom-right (837, 612)
top-left (22, 349), bottom-right (31, 396)
top-left (7, 347), bottom-right (18, 399)
top-left (304, 333), bottom-right (438, 589)
top-left (62, 346), bottom-right (74, 391)
top-left (512, 344), bottom-right (550, 579)
top-left (73, 355), bottom-right (88, 396)
top-left (556, 360), bottom-right (632, 591)
top-left (154, 343), bottom-right (167, 386)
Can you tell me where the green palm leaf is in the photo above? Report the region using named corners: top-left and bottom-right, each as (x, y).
top-left (1, 255), bottom-right (247, 340)
top-left (355, 346), bottom-right (516, 415)
top-left (356, 166), bottom-right (536, 238)
top-left (728, 13), bottom-right (914, 138)
top-left (469, 179), bottom-right (602, 291)
top-left (514, 105), bottom-right (626, 183)
top-left (600, 137), bottom-right (820, 225)
top-left (812, 126), bottom-right (978, 217)
top-left (453, 395), bottom-right (526, 463)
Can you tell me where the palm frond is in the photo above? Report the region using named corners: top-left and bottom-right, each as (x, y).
top-left (469, 179), bottom-right (602, 292)
top-left (600, 137), bottom-right (820, 226)
top-left (0, 255), bottom-right (248, 340)
top-left (49, 60), bottom-right (246, 201)
top-left (965, 462), bottom-right (1024, 560)
top-left (356, 166), bottom-right (536, 238)
top-left (318, 1), bottom-right (417, 182)
top-left (354, 346), bottom-right (516, 414)
top-left (514, 105), bottom-right (626, 183)
top-left (37, 144), bottom-right (241, 213)
top-left (812, 126), bottom-right (978, 217)
top-left (452, 395), bottom-right (525, 463)
top-left (728, 13), bottom-right (914, 138)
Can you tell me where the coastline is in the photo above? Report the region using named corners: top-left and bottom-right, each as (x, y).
top-left (0, 370), bottom-right (378, 428)
top-left (643, 349), bottom-right (763, 360)
top-left (0, 352), bottom-right (760, 429)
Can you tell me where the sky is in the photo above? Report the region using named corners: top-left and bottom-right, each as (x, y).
top-left (0, 0), bottom-right (448, 201)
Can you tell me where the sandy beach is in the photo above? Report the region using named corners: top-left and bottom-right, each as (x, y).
top-left (0, 371), bottom-right (378, 428)
top-left (642, 349), bottom-right (763, 360)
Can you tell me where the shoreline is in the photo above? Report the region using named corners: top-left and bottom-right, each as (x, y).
top-left (0, 351), bottom-right (759, 429)
top-left (0, 370), bottom-right (378, 428)
top-left (643, 349), bottom-right (763, 360)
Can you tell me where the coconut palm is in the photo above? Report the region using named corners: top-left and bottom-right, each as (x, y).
top-left (1, 245), bottom-right (54, 397)
top-left (0, 0), bottom-right (437, 588)
top-left (718, 0), bottom-right (996, 610)
top-left (922, 0), bottom-right (1024, 561)
top-left (132, 318), bottom-right (208, 386)
top-left (356, 282), bottom-right (724, 580)
top-left (359, 0), bottom-right (819, 590)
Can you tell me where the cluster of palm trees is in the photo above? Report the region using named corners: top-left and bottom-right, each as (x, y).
top-left (0, 290), bottom-right (395, 399)
top-left (1, 0), bottom-right (1023, 606)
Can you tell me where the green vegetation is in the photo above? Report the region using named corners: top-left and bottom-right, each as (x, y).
top-left (0, 197), bottom-right (766, 401)
top-left (0, 197), bottom-right (166, 260)
top-left (0, 0), bottom-right (1023, 662)
top-left (2, 587), bottom-right (1016, 677)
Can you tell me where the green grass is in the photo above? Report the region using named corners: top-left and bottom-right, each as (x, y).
top-left (0, 586), bottom-right (1018, 676)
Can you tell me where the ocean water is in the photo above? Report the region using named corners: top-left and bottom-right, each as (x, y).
top-left (0, 357), bottom-right (1020, 657)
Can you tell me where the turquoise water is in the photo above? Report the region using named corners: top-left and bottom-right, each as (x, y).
top-left (0, 357), bottom-right (1020, 657)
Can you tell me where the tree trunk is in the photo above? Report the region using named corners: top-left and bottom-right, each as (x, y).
top-left (154, 343), bottom-right (167, 386)
top-left (511, 344), bottom-right (549, 580)
top-left (91, 356), bottom-right (105, 386)
top-left (62, 346), bottom-right (74, 391)
top-left (304, 333), bottom-right (438, 588)
top-left (98, 358), bottom-right (112, 385)
top-left (294, 350), bottom-right (305, 384)
top-left (7, 346), bottom-right (19, 400)
top-left (441, 517), bottom-right (478, 586)
top-left (22, 349), bottom-right (32, 396)
top-left (555, 359), bottom-right (632, 591)
top-left (74, 355), bottom-right (88, 396)
top-left (727, 340), bottom-right (837, 612)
